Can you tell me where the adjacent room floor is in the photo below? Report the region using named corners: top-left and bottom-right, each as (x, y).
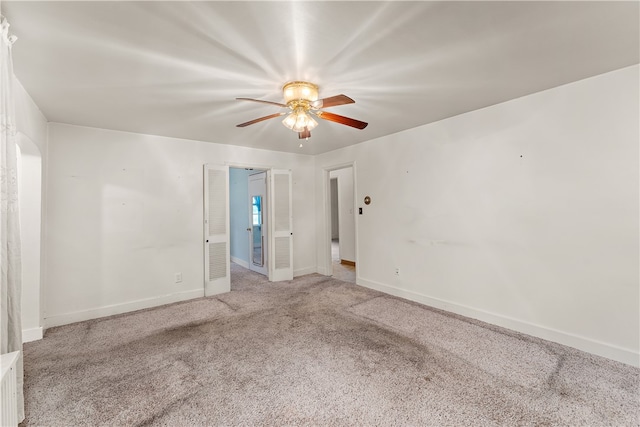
top-left (331, 239), bottom-right (355, 283)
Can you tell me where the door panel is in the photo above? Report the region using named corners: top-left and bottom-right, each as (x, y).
top-left (204, 164), bottom-right (230, 295)
top-left (269, 169), bottom-right (293, 281)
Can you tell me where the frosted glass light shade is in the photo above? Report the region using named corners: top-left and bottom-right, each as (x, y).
top-left (282, 112), bottom-right (297, 130)
top-left (283, 108), bottom-right (317, 133)
top-left (306, 115), bottom-right (318, 131)
top-left (283, 81), bottom-right (319, 103)
top-left (292, 112), bottom-right (308, 132)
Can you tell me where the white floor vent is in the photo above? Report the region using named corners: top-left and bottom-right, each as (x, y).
top-left (0, 351), bottom-right (20, 427)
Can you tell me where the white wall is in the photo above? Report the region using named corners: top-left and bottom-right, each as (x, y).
top-left (44, 123), bottom-right (316, 327)
top-left (14, 79), bottom-right (47, 154)
top-left (330, 168), bottom-right (355, 263)
top-left (315, 65), bottom-right (639, 366)
top-left (14, 79), bottom-right (48, 342)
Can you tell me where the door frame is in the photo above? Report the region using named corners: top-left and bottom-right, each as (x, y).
top-left (16, 132), bottom-right (44, 340)
top-left (228, 163), bottom-right (272, 280)
top-left (207, 161), bottom-right (290, 289)
top-left (322, 162), bottom-right (358, 281)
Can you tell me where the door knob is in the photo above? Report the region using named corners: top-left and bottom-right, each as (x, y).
top-left (247, 228), bottom-right (251, 231)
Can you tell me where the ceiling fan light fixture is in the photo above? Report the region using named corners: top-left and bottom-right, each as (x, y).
top-left (237, 82), bottom-right (367, 141)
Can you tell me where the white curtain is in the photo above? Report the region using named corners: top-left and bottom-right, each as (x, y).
top-left (0, 15), bottom-right (24, 423)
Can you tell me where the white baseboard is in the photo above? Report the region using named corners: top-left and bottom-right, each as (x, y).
top-left (357, 276), bottom-right (639, 367)
top-left (316, 266), bottom-right (332, 276)
top-left (44, 289), bottom-right (205, 328)
top-left (294, 266), bottom-right (317, 277)
top-left (22, 327), bottom-right (43, 343)
top-left (230, 256), bottom-right (249, 269)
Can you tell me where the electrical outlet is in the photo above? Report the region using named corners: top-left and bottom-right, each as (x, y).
top-left (175, 272), bottom-right (182, 283)
top-left (395, 268), bottom-right (400, 276)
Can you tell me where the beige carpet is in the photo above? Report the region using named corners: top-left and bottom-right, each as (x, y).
top-left (20, 264), bottom-right (639, 426)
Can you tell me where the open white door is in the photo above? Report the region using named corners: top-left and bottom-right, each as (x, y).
top-left (269, 169), bottom-right (293, 281)
top-left (204, 164), bottom-right (230, 296)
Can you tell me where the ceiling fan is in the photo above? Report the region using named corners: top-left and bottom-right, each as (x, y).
top-left (236, 81), bottom-right (368, 140)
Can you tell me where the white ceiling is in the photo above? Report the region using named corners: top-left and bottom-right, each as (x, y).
top-left (4, 1), bottom-right (639, 155)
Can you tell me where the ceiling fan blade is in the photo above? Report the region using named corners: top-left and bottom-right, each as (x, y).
top-left (298, 128), bottom-right (311, 139)
top-left (314, 94), bottom-right (355, 109)
top-left (315, 111), bottom-right (368, 130)
top-left (236, 112), bottom-right (286, 128)
top-left (236, 97), bottom-right (288, 108)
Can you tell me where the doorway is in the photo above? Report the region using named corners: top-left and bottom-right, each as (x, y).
top-left (229, 168), bottom-right (268, 276)
top-left (205, 165), bottom-right (293, 294)
top-left (16, 132), bottom-right (44, 341)
top-left (328, 166), bottom-right (356, 283)
top-left (203, 163), bottom-right (293, 296)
